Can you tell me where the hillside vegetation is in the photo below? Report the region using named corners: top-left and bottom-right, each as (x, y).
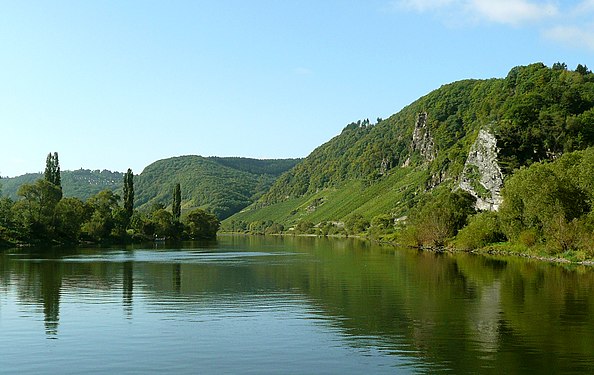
top-left (0, 155), bottom-right (299, 246)
top-left (134, 156), bottom-right (301, 219)
top-left (225, 63), bottom-right (594, 258)
top-left (2, 157), bottom-right (300, 221)
top-left (1, 170), bottom-right (123, 201)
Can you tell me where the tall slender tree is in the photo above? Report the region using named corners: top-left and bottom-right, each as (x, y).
top-left (123, 168), bottom-right (134, 222)
top-left (172, 183), bottom-right (181, 221)
top-left (44, 152), bottom-right (62, 199)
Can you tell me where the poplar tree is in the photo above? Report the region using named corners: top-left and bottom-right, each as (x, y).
top-left (123, 168), bottom-right (134, 222)
top-left (173, 183), bottom-right (181, 221)
top-left (44, 152), bottom-right (62, 199)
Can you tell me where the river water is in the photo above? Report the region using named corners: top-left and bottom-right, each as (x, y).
top-left (1, 236), bottom-right (593, 374)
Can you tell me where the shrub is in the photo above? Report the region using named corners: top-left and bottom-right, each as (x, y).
top-left (518, 229), bottom-right (538, 247)
top-left (345, 214), bottom-right (370, 235)
top-left (454, 211), bottom-right (505, 250)
top-left (545, 214), bottom-right (584, 253)
top-left (294, 220), bottom-right (315, 234)
top-left (406, 188), bottom-right (476, 247)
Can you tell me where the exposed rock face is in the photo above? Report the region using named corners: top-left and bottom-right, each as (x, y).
top-left (459, 129), bottom-right (504, 211)
top-left (404, 112), bottom-right (435, 166)
top-left (411, 112), bottom-right (435, 162)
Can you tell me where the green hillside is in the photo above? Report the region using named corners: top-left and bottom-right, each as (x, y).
top-left (1, 169), bottom-right (123, 201)
top-left (225, 63), bottom-right (594, 234)
top-left (134, 156), bottom-right (301, 219)
top-left (1, 157), bottom-right (300, 221)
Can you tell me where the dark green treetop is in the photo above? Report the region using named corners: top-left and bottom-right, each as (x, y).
top-left (173, 183), bottom-right (181, 221)
top-left (44, 152), bottom-right (62, 199)
top-left (123, 168), bottom-right (134, 222)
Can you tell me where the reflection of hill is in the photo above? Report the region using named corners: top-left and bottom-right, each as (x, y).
top-left (2, 238), bottom-right (594, 373)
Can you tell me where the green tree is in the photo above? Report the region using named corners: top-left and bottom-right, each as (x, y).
top-left (576, 64), bottom-right (591, 75)
top-left (345, 214), bottom-right (370, 235)
top-left (406, 189), bottom-right (476, 247)
top-left (54, 197), bottom-right (88, 243)
top-left (454, 211), bottom-right (505, 250)
top-left (150, 208), bottom-right (175, 238)
top-left (498, 162), bottom-right (588, 242)
top-left (123, 168), bottom-right (134, 224)
top-left (172, 183), bottom-right (181, 221)
top-left (184, 209), bottom-right (220, 239)
top-left (82, 190), bottom-right (120, 242)
top-left (294, 220), bottom-right (314, 234)
top-left (44, 152), bottom-right (62, 199)
top-left (13, 179), bottom-right (63, 241)
top-left (0, 197), bottom-right (16, 245)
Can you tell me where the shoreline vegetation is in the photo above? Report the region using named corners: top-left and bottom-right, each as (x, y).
top-left (5, 228), bottom-right (593, 269)
top-left (4, 63), bottom-right (594, 269)
top-left (0, 154), bottom-right (220, 249)
top-left (219, 63), bottom-right (594, 266)
top-left (218, 231), bottom-right (594, 267)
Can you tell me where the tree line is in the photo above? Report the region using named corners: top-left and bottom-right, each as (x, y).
top-left (0, 153), bottom-right (219, 247)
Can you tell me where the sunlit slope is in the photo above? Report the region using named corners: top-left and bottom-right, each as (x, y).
top-left (225, 63), bottom-right (594, 228)
top-left (135, 156), bottom-right (300, 219)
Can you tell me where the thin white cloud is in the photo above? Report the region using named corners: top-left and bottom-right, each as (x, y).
top-left (394, 0), bottom-right (594, 51)
top-left (540, 1), bottom-right (594, 51)
top-left (575, 0), bottom-right (594, 13)
top-left (466, 0), bottom-right (558, 26)
top-left (544, 25), bottom-right (594, 51)
top-left (395, 0), bottom-right (558, 25)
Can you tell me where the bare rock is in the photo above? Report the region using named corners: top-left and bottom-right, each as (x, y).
top-left (459, 129), bottom-right (504, 211)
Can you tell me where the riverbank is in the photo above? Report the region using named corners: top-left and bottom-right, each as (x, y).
top-left (412, 241), bottom-right (594, 267)
top-left (466, 243), bottom-right (594, 266)
top-left (222, 231), bottom-right (594, 266)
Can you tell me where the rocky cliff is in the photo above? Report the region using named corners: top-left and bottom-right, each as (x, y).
top-left (459, 129), bottom-right (504, 211)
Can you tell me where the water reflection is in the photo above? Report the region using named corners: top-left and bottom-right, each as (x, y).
top-left (122, 260), bottom-right (133, 317)
top-left (1, 237), bottom-right (594, 374)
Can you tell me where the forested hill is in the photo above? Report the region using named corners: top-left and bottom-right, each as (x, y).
top-left (206, 157), bottom-right (301, 176)
top-left (1, 157), bottom-right (301, 220)
top-left (134, 156), bottom-right (301, 219)
top-left (226, 63), bottom-right (594, 231)
top-left (1, 169), bottom-right (124, 201)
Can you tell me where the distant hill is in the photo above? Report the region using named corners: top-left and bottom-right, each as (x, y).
top-left (134, 156), bottom-right (300, 219)
top-left (1, 169), bottom-right (124, 201)
top-left (226, 63), bottom-right (594, 229)
top-left (1, 157), bottom-right (301, 220)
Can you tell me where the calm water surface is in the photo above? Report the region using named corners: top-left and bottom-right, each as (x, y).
top-left (1, 236), bottom-right (594, 374)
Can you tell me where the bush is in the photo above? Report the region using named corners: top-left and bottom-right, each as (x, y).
top-left (454, 211), bottom-right (505, 250)
top-left (518, 229), bottom-right (538, 247)
top-left (406, 188), bottom-right (476, 247)
top-left (345, 214), bottom-right (370, 235)
top-left (498, 162), bottom-right (588, 241)
top-left (294, 220), bottom-right (315, 234)
top-left (545, 214), bottom-right (585, 253)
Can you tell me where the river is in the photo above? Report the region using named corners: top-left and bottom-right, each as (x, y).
top-left (1, 236), bottom-right (593, 374)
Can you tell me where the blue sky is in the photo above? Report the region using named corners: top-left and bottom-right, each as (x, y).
top-left (1, 0), bottom-right (593, 177)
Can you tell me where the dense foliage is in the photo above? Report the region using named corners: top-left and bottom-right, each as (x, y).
top-left (497, 147), bottom-right (594, 254)
top-left (123, 168), bottom-right (134, 223)
top-left (257, 63), bottom-right (594, 208)
top-left (2, 156), bottom-right (300, 222)
top-left (0, 159), bottom-right (221, 246)
top-left (452, 146), bottom-right (594, 258)
top-left (4, 62), bottom-right (594, 259)
top-left (0, 154), bottom-right (298, 246)
top-left (207, 157), bottom-right (301, 176)
top-left (134, 156), bottom-right (300, 219)
top-left (1, 169), bottom-right (124, 201)
top-left (225, 63), bottom-right (594, 258)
